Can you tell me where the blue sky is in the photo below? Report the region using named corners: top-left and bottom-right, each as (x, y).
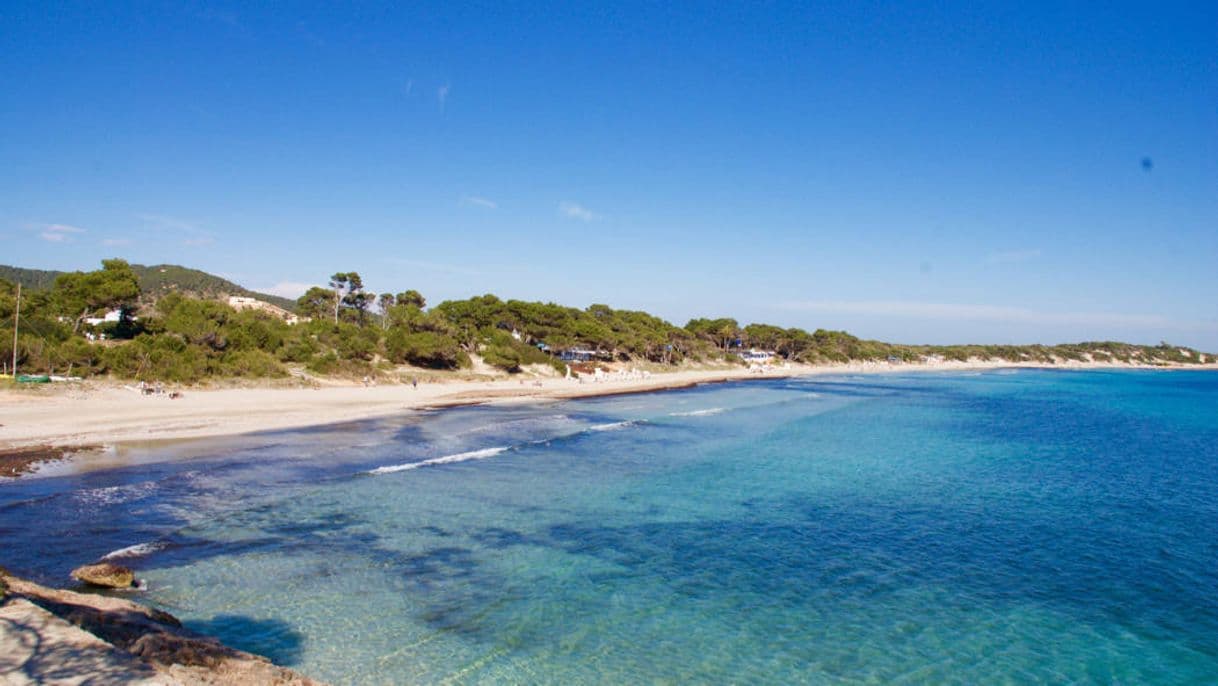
top-left (3, 2), bottom-right (1216, 349)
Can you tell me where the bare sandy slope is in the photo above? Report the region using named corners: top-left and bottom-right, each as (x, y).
top-left (0, 359), bottom-right (1206, 454)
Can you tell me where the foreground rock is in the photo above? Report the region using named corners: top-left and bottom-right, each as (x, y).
top-left (0, 568), bottom-right (323, 685)
top-left (71, 562), bottom-right (137, 589)
top-left (1, 598), bottom-right (165, 685)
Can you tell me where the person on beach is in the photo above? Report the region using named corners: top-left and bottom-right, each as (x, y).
top-left (412, 377), bottom-right (418, 389)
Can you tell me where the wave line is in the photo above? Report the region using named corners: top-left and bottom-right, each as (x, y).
top-left (369, 446), bottom-right (510, 475)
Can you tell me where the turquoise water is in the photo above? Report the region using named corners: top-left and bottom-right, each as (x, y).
top-left (3, 370), bottom-right (1218, 683)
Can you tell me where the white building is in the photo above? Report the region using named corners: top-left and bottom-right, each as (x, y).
top-left (84, 309), bottom-right (125, 327)
top-left (739, 349), bottom-right (775, 363)
top-left (227, 296), bottom-right (305, 325)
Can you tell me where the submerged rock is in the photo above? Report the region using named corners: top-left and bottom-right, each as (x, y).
top-left (71, 562), bottom-right (136, 589)
top-left (0, 444), bottom-right (101, 478)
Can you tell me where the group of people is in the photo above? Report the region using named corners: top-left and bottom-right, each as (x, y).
top-left (132, 381), bottom-right (183, 399)
top-left (579, 367), bottom-right (652, 384)
top-left (361, 376), bottom-right (420, 388)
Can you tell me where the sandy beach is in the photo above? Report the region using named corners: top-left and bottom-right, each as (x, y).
top-left (0, 359), bottom-right (1209, 459)
top-left (3, 360), bottom-right (1216, 683)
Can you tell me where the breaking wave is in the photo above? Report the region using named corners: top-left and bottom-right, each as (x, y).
top-left (368, 416), bottom-right (649, 476)
top-left (588, 420), bottom-right (638, 432)
top-left (669, 407), bottom-right (725, 417)
top-left (102, 541), bottom-right (168, 560)
top-left (369, 447), bottom-right (510, 475)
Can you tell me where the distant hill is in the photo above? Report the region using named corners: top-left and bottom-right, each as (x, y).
top-left (129, 264), bottom-right (299, 311)
top-left (0, 265), bottom-right (60, 291)
top-left (0, 263), bottom-right (298, 312)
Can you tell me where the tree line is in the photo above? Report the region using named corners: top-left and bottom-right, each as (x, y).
top-left (0, 260), bottom-right (1210, 383)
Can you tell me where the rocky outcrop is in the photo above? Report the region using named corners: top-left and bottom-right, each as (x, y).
top-left (0, 568), bottom-right (324, 685)
top-left (1, 598), bottom-right (166, 684)
top-left (71, 562), bottom-right (137, 589)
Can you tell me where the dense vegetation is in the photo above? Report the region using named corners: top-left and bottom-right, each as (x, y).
top-left (0, 263), bottom-right (297, 312)
top-left (0, 265), bottom-right (61, 291)
top-left (0, 260), bottom-right (1212, 383)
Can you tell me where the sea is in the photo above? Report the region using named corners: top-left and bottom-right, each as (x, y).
top-left (2, 369), bottom-right (1217, 684)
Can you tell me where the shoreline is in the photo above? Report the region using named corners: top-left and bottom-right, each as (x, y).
top-left (0, 568), bottom-right (322, 684)
top-left (1, 360), bottom-right (1212, 476)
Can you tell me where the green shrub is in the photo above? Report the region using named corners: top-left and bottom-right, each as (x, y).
top-left (385, 330), bottom-right (468, 369)
top-left (278, 335), bottom-right (319, 363)
top-left (101, 335), bottom-right (211, 382)
top-left (221, 349), bottom-right (287, 378)
top-left (307, 352), bottom-right (340, 375)
top-left (481, 343), bottom-right (522, 372)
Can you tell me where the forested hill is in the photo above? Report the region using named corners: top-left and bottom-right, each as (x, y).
top-left (1, 260), bottom-right (1213, 383)
top-left (0, 263), bottom-right (296, 311)
top-left (0, 265), bottom-right (60, 291)
top-left (130, 264), bottom-right (297, 311)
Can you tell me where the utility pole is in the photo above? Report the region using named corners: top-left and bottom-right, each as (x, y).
top-left (11, 282), bottom-right (20, 377)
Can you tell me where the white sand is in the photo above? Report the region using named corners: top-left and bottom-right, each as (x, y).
top-left (0, 359), bottom-right (1204, 452)
top-left (0, 367), bottom-right (787, 449)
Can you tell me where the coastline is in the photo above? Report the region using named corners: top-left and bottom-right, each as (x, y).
top-left (0, 569), bottom-right (322, 685)
top-left (3, 365), bottom-right (1215, 683)
top-left (1, 359), bottom-right (1212, 474)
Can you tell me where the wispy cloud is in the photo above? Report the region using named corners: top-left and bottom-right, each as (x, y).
top-left (101, 237), bottom-right (131, 247)
top-left (138, 213), bottom-right (215, 246)
top-left (138, 213), bottom-right (196, 232)
top-left (462, 195), bottom-right (498, 209)
top-left (256, 281), bottom-right (316, 299)
top-left (986, 249), bottom-right (1042, 264)
top-left (39, 223), bottom-right (86, 243)
top-left (559, 201), bottom-right (599, 222)
top-left (383, 257), bottom-right (483, 276)
top-left (437, 84), bottom-right (450, 110)
top-left (403, 78), bottom-right (414, 96)
top-left (774, 300), bottom-right (1217, 332)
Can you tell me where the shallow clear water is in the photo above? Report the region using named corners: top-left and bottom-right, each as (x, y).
top-left (4, 370), bottom-right (1218, 684)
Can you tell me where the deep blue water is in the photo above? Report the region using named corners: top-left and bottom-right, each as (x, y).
top-left (3, 370), bottom-right (1217, 683)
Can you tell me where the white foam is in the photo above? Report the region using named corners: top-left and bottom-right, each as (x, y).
top-left (73, 481), bottom-right (158, 507)
top-left (669, 408), bottom-right (725, 417)
top-left (102, 542), bottom-right (167, 560)
top-left (589, 420), bottom-right (635, 432)
top-left (369, 447), bottom-right (510, 475)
